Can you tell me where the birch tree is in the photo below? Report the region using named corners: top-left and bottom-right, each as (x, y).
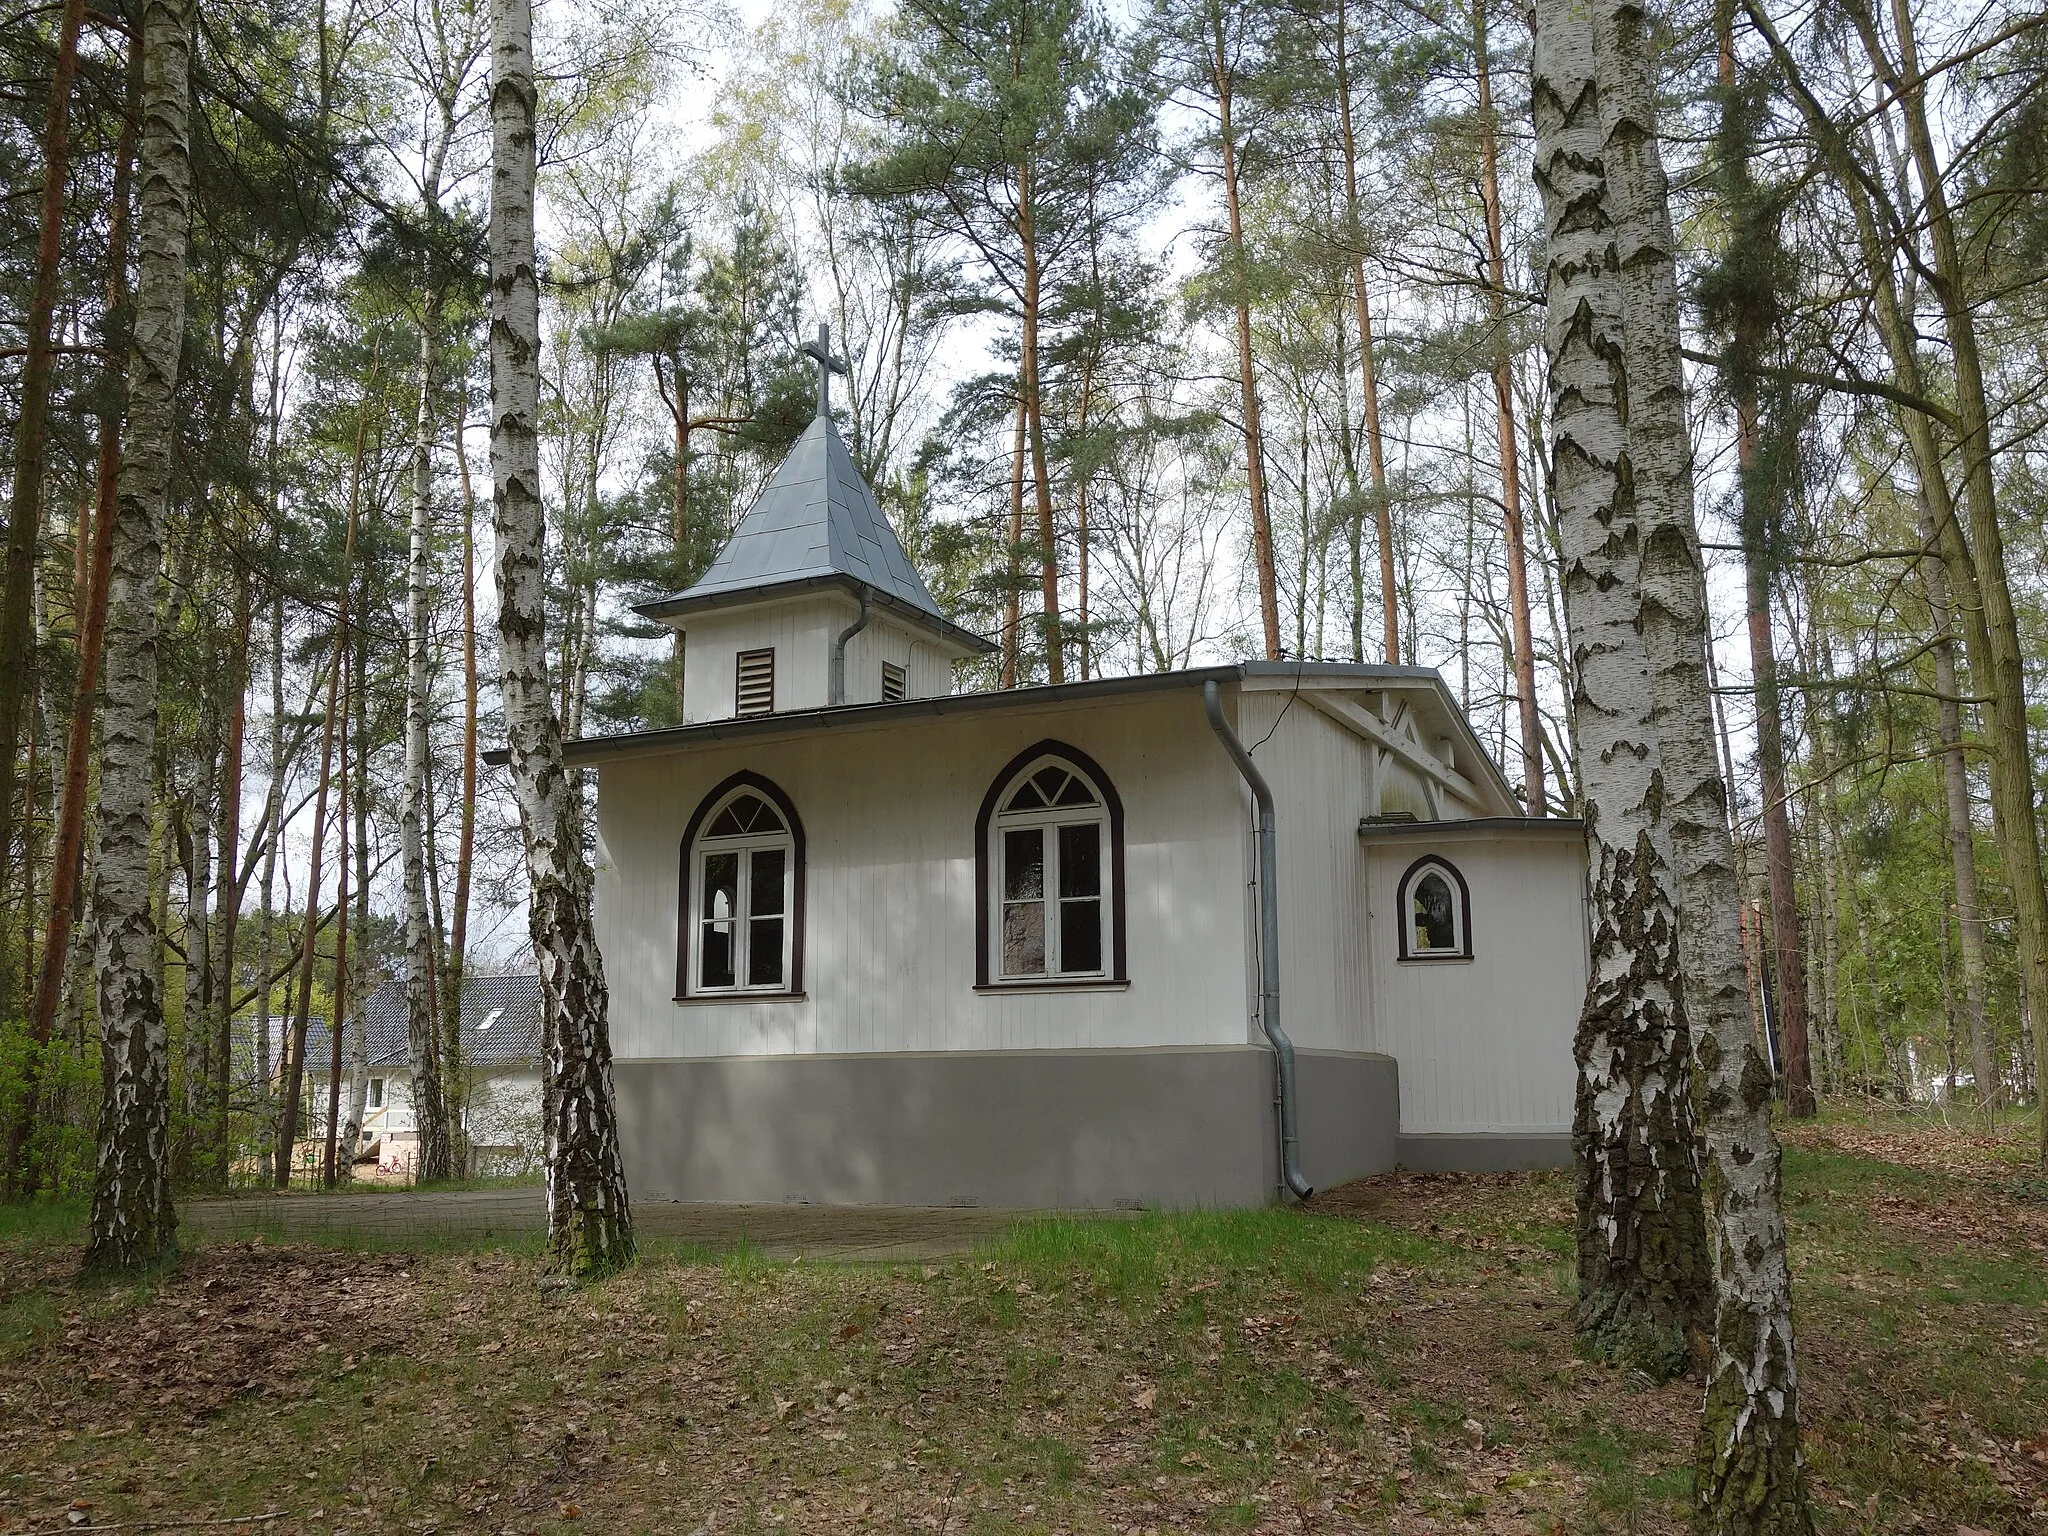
top-left (490, 0), bottom-right (633, 1276)
top-left (1533, 0), bottom-right (1809, 1525)
top-left (85, 0), bottom-right (198, 1271)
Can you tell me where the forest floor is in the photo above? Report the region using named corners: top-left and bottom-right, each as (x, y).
top-left (1, 1107), bottom-right (2042, 1536)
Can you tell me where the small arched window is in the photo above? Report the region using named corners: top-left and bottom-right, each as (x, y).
top-left (1397, 855), bottom-right (1472, 961)
top-left (677, 774), bottom-right (805, 997)
top-left (975, 742), bottom-right (1126, 986)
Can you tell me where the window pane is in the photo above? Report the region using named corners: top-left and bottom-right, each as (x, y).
top-left (750, 847), bottom-right (787, 916)
top-left (1005, 780), bottom-right (1046, 812)
top-left (700, 921), bottom-right (736, 988)
top-left (1033, 767), bottom-right (1070, 802)
top-left (1059, 898), bottom-right (1102, 973)
top-left (707, 804), bottom-right (745, 837)
top-left (701, 852), bottom-right (739, 987)
top-left (1413, 872), bottom-right (1457, 952)
top-left (1003, 901), bottom-right (1045, 975)
top-left (1004, 828), bottom-right (1043, 900)
top-left (1054, 773), bottom-right (1098, 807)
top-left (1057, 822), bottom-right (1101, 898)
top-left (749, 916), bottom-right (785, 988)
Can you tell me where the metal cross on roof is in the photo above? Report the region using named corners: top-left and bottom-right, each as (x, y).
top-left (800, 322), bottom-right (849, 420)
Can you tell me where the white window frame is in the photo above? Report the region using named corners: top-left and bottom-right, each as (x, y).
top-left (988, 758), bottom-right (1112, 981)
top-left (690, 789), bottom-right (797, 994)
top-left (1398, 856), bottom-right (1471, 961)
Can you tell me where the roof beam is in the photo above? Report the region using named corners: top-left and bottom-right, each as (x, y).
top-left (1303, 691), bottom-right (1489, 812)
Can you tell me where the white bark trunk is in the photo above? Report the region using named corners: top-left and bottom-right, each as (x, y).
top-left (490, 0), bottom-right (633, 1276)
top-left (87, 0), bottom-right (196, 1270)
top-left (404, 303), bottom-right (452, 1183)
top-left (1533, 0), bottom-right (1809, 1525)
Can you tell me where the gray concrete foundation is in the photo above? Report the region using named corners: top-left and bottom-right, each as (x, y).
top-left (614, 1045), bottom-right (1401, 1210)
top-left (1395, 1131), bottom-right (1572, 1171)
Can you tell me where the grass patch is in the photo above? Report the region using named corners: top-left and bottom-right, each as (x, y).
top-left (2, 1130), bottom-right (2042, 1534)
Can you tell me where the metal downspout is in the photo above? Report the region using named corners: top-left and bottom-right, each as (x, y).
top-left (1204, 679), bottom-right (1313, 1199)
top-left (830, 590), bottom-right (871, 705)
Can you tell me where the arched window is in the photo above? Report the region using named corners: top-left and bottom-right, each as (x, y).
top-left (676, 773), bottom-right (805, 998)
top-left (1397, 855), bottom-right (1472, 961)
top-left (975, 742), bottom-right (1126, 987)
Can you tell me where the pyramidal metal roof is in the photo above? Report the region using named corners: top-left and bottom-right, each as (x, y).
top-left (636, 414), bottom-right (992, 653)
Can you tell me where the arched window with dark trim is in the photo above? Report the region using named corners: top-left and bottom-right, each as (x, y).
top-left (975, 742), bottom-right (1126, 987)
top-left (676, 772), bottom-right (806, 998)
top-left (1396, 855), bottom-right (1472, 961)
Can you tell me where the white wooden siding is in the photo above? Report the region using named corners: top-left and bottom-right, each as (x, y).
top-left (1364, 831), bottom-right (1585, 1133)
top-left (1231, 692), bottom-right (1376, 1054)
top-left (595, 689), bottom-right (1254, 1060)
top-left (680, 599), bottom-right (838, 720)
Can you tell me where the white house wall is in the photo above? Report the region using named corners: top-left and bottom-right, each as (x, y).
top-left (680, 599), bottom-right (839, 721)
top-left (595, 689), bottom-right (1256, 1062)
top-left (1363, 828), bottom-right (1585, 1136)
top-left (1231, 692), bottom-right (1378, 1056)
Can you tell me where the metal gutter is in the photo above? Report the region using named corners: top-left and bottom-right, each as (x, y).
top-left (829, 590), bottom-right (870, 705)
top-left (1203, 678), bottom-right (1313, 1201)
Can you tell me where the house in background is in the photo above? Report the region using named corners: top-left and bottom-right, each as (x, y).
top-left (508, 335), bottom-right (1592, 1211)
top-left (245, 974), bottom-right (545, 1178)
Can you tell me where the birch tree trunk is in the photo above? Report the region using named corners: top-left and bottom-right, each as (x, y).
top-left (86, 0), bottom-right (198, 1272)
top-left (491, 0), bottom-right (634, 1276)
top-left (253, 589), bottom-right (283, 1186)
top-left (404, 298), bottom-right (454, 1184)
top-left (1534, 0), bottom-right (1810, 1524)
top-left (1532, 0), bottom-right (1708, 1380)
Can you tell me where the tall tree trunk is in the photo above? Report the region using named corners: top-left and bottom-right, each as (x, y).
top-left (1474, 0), bottom-right (1545, 813)
top-left (86, 0), bottom-right (198, 1272)
top-left (179, 711), bottom-right (217, 1178)
top-left (446, 412), bottom-right (481, 1137)
top-left (1713, 5), bottom-right (1812, 1117)
top-left (253, 587), bottom-right (283, 1187)
top-left (1534, 0), bottom-right (1809, 1526)
top-left (210, 574), bottom-right (248, 1184)
top-left (323, 665), bottom-right (350, 1188)
top-left (0, 0), bottom-right (92, 1017)
top-left (26, 16), bottom-right (138, 1054)
top-left (1211, 22), bottom-right (1280, 660)
top-left (491, 0), bottom-right (634, 1276)
top-left (1862, 0), bottom-right (2048, 1156)
top-left (1018, 186), bottom-right (1065, 683)
top-left (276, 628), bottom-right (342, 1188)
top-left (404, 299), bottom-right (453, 1184)
top-left (1332, 0), bottom-right (1397, 666)
top-left (1917, 500), bottom-right (1996, 1107)
top-left (1002, 391), bottom-right (1026, 688)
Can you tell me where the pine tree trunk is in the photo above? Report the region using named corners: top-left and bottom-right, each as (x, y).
top-left (1534, 0), bottom-right (1810, 1523)
top-left (404, 300), bottom-right (453, 1184)
top-left (0, 0), bottom-right (93, 1019)
top-left (86, 0), bottom-right (198, 1271)
top-left (491, 0), bottom-right (634, 1276)
top-left (1332, 0), bottom-right (1397, 666)
top-left (1474, 0), bottom-right (1545, 815)
top-left (1211, 23), bottom-right (1280, 660)
top-left (1002, 391), bottom-right (1026, 688)
top-left (1017, 186), bottom-right (1065, 683)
